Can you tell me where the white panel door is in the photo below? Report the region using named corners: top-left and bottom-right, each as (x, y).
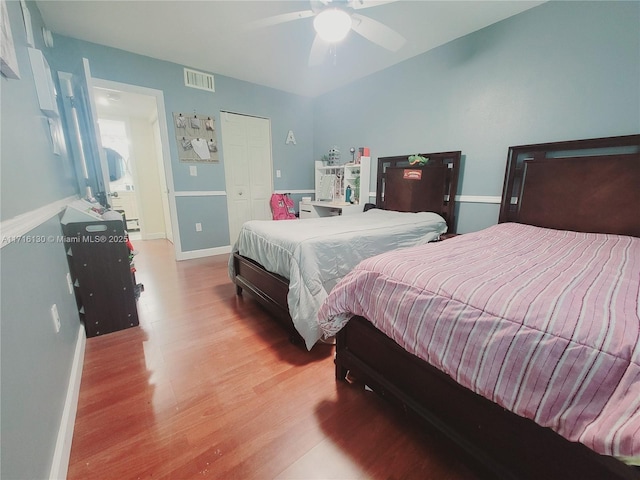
top-left (222, 112), bottom-right (273, 244)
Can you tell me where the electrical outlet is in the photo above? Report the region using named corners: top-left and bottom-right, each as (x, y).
top-left (190, 166), bottom-right (198, 176)
top-left (51, 304), bottom-right (61, 333)
top-left (195, 222), bottom-right (202, 232)
top-left (276, 170), bottom-right (281, 178)
top-left (66, 273), bottom-right (74, 294)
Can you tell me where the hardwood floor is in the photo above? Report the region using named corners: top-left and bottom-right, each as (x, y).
top-left (67, 239), bottom-right (478, 479)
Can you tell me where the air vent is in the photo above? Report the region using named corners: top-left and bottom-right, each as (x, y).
top-left (183, 68), bottom-right (215, 92)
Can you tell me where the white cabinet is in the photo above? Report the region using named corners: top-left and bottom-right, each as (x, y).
top-left (299, 157), bottom-right (371, 219)
top-left (299, 201), bottom-right (317, 219)
top-left (300, 156), bottom-right (371, 219)
top-left (299, 201), bottom-right (364, 219)
top-left (314, 156), bottom-right (370, 204)
top-left (111, 191), bottom-right (140, 231)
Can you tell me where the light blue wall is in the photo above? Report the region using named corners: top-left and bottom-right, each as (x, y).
top-left (0, 6), bottom-right (77, 221)
top-left (48, 36), bottom-right (316, 251)
top-left (176, 196), bottom-right (230, 252)
top-left (1, 217), bottom-right (81, 480)
top-left (313, 1), bottom-right (640, 233)
top-left (0, 2), bottom-right (81, 479)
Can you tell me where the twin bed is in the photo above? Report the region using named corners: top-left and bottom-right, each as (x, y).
top-left (230, 150), bottom-right (461, 348)
top-left (318, 135), bottom-right (640, 479)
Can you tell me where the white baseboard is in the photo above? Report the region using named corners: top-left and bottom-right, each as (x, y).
top-left (49, 325), bottom-right (86, 480)
top-left (176, 244), bottom-right (232, 261)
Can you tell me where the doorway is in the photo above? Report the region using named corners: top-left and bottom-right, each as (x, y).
top-left (97, 117), bottom-right (141, 235)
top-left (92, 81), bottom-right (175, 246)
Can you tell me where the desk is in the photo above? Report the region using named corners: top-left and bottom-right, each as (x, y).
top-left (299, 201), bottom-right (364, 219)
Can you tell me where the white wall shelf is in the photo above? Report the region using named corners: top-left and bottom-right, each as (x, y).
top-left (300, 157), bottom-right (370, 218)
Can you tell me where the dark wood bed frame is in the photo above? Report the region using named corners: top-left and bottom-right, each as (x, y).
top-left (335, 134), bottom-right (640, 480)
top-left (232, 150), bottom-right (461, 343)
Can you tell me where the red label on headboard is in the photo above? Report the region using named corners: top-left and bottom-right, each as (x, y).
top-left (403, 169), bottom-right (422, 180)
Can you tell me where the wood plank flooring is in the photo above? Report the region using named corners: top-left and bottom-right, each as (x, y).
top-left (67, 239), bottom-right (478, 479)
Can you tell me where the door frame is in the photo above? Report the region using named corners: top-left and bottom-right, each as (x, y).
top-left (90, 79), bottom-right (181, 258)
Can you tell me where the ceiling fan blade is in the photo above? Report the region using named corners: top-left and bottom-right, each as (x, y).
top-left (351, 0), bottom-right (398, 10)
top-left (308, 34), bottom-right (330, 66)
top-left (311, 0), bottom-right (330, 10)
top-left (351, 13), bottom-right (405, 51)
top-left (245, 10), bottom-right (315, 31)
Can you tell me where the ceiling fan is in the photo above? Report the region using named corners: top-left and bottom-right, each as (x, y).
top-left (246, 0), bottom-right (406, 66)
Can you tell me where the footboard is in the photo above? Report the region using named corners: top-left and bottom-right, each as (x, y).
top-left (232, 253), bottom-right (302, 343)
top-left (335, 316), bottom-right (639, 480)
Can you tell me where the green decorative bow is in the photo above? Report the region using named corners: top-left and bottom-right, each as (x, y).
top-left (408, 154), bottom-right (429, 166)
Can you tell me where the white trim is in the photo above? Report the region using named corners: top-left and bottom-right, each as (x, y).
top-left (0, 195), bottom-right (78, 248)
top-left (176, 245), bottom-right (231, 261)
top-left (456, 195), bottom-right (502, 204)
top-left (273, 189), bottom-right (314, 195)
top-left (49, 325), bottom-right (86, 480)
top-left (174, 191), bottom-right (226, 197)
top-left (171, 189), bottom-right (472, 198)
top-left (311, 192), bottom-right (503, 205)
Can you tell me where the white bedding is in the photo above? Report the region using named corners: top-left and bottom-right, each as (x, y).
top-left (229, 209), bottom-right (447, 349)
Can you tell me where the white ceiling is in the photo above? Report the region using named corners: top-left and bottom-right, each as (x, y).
top-left (36, 1), bottom-right (544, 98)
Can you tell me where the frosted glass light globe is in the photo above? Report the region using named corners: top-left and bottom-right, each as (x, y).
top-left (313, 9), bottom-right (352, 43)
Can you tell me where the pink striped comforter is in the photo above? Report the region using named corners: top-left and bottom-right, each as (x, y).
top-left (318, 223), bottom-right (640, 458)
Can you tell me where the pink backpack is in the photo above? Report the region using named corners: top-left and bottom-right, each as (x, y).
top-left (270, 193), bottom-right (297, 220)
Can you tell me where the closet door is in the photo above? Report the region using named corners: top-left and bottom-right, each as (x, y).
top-left (221, 112), bottom-right (273, 244)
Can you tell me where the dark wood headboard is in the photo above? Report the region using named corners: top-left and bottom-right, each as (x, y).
top-left (499, 135), bottom-right (640, 237)
top-left (376, 151), bottom-right (461, 232)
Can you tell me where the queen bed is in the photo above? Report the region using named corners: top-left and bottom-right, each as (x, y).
top-left (230, 150), bottom-right (461, 349)
top-left (318, 135), bottom-right (640, 479)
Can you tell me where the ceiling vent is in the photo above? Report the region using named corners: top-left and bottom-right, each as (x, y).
top-left (184, 68), bottom-right (215, 92)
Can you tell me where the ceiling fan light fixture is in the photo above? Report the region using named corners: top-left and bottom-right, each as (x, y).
top-left (313, 8), bottom-right (352, 43)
